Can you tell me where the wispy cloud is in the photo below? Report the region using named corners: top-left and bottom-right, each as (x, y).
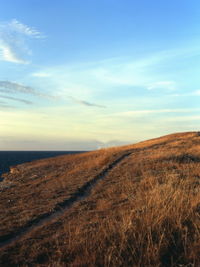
top-left (9, 19), bottom-right (43, 38)
top-left (69, 96), bottom-right (106, 108)
top-left (0, 19), bottom-right (43, 64)
top-left (193, 90), bottom-right (200, 96)
top-left (32, 72), bottom-right (51, 77)
top-left (0, 81), bottom-right (55, 99)
top-left (0, 100), bottom-right (15, 109)
top-left (0, 42), bottom-right (28, 64)
top-left (33, 49), bottom-right (184, 100)
top-left (0, 81), bottom-right (37, 94)
top-left (147, 81), bottom-right (177, 90)
top-left (0, 94), bottom-right (33, 105)
top-left (169, 90), bottom-right (200, 97)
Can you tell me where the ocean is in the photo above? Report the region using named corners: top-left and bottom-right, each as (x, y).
top-left (0, 151), bottom-right (85, 179)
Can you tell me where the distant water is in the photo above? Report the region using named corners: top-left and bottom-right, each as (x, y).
top-left (0, 151), bottom-right (85, 179)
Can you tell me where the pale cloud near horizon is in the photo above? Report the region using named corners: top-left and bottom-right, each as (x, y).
top-left (0, 19), bottom-right (43, 64)
top-left (0, 102), bottom-right (200, 149)
top-left (0, 135), bottom-right (104, 151)
top-left (108, 108), bottom-right (200, 117)
top-left (165, 115), bottom-right (200, 122)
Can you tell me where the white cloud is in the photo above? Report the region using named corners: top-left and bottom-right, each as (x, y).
top-left (32, 72), bottom-right (51, 77)
top-left (0, 19), bottom-right (43, 64)
top-left (192, 90), bottom-right (200, 96)
top-left (9, 19), bottom-right (43, 38)
top-left (147, 81), bottom-right (176, 91)
top-left (0, 42), bottom-right (28, 64)
top-left (168, 90), bottom-right (200, 97)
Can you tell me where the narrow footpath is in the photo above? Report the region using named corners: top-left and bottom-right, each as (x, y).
top-left (0, 150), bottom-right (133, 250)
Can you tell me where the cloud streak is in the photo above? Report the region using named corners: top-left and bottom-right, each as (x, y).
top-left (0, 81), bottom-right (36, 94)
top-left (0, 81), bottom-right (56, 100)
top-left (0, 100), bottom-right (15, 109)
top-left (0, 94), bottom-right (33, 105)
top-left (69, 96), bottom-right (106, 108)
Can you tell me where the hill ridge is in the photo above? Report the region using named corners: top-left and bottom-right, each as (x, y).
top-left (0, 131), bottom-right (199, 266)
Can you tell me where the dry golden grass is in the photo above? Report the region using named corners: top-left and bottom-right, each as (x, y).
top-left (0, 148), bottom-right (127, 238)
top-left (0, 132), bottom-right (199, 266)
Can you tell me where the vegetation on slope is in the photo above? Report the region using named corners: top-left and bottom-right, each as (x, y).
top-left (0, 132), bottom-right (199, 266)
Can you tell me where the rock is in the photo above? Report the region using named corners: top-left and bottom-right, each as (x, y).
top-left (10, 167), bottom-right (20, 174)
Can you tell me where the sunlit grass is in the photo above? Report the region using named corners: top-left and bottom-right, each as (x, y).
top-left (0, 132), bottom-right (199, 266)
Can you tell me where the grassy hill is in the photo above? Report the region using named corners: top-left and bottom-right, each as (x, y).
top-left (0, 132), bottom-right (199, 266)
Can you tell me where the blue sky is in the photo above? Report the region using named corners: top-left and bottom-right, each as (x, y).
top-left (0, 0), bottom-right (200, 150)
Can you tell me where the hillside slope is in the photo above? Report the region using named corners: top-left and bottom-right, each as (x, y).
top-left (0, 132), bottom-right (200, 266)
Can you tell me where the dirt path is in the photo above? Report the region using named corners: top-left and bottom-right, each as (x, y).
top-left (0, 151), bottom-right (133, 250)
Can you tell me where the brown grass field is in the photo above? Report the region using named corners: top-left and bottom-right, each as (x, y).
top-left (0, 132), bottom-right (199, 266)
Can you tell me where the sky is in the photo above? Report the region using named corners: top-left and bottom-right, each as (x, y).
top-left (0, 0), bottom-right (200, 150)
